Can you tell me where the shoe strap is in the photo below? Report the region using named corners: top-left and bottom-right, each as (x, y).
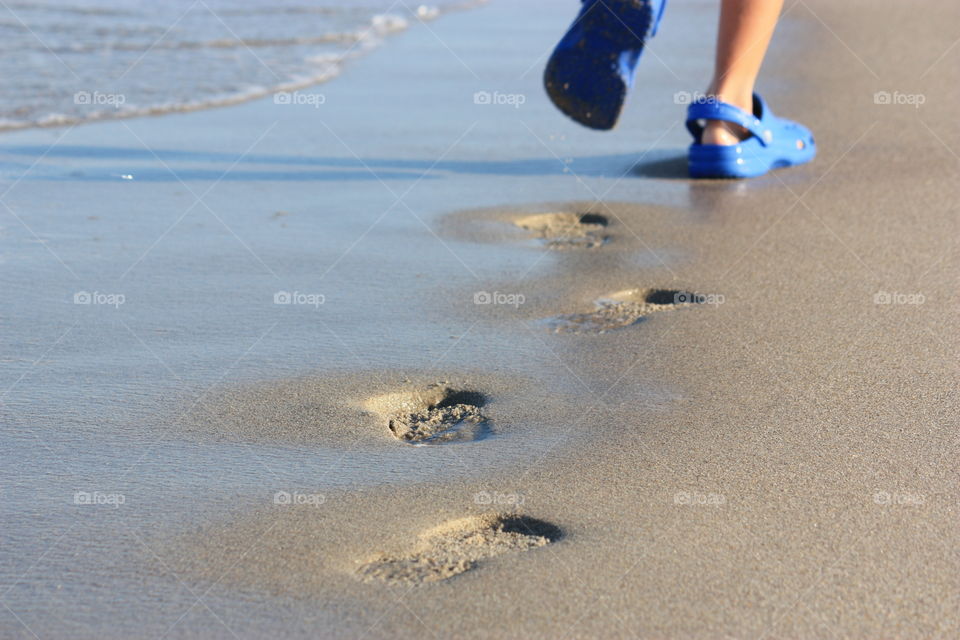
top-left (579, 0), bottom-right (668, 37)
top-left (651, 0), bottom-right (668, 37)
top-left (685, 94), bottom-right (770, 146)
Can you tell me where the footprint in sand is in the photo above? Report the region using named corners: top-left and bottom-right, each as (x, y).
top-left (364, 383), bottom-right (492, 445)
top-left (357, 513), bottom-right (562, 585)
top-left (513, 212), bottom-right (609, 249)
top-left (544, 288), bottom-right (703, 334)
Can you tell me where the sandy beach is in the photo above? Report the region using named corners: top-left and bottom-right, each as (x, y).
top-left (1, 0), bottom-right (958, 637)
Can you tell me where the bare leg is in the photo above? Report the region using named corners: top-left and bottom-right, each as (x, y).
top-left (702, 0), bottom-right (784, 145)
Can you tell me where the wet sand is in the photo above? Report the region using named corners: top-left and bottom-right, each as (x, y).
top-left (2, 0), bottom-right (958, 638)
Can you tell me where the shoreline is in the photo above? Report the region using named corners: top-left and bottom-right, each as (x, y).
top-left (0, 1), bottom-right (488, 134)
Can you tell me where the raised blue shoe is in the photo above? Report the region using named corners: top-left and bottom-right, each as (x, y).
top-left (685, 93), bottom-right (816, 179)
top-left (544, 0), bottom-right (668, 130)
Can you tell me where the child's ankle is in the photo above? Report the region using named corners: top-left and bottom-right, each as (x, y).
top-left (701, 84), bottom-right (754, 145)
top-left (702, 120), bottom-right (749, 145)
top-left (705, 81), bottom-right (754, 113)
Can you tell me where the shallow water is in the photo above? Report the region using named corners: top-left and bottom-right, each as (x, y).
top-left (0, 0), bottom-right (474, 131)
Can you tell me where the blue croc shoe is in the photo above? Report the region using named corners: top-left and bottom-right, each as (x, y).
top-left (685, 93), bottom-right (816, 178)
top-left (544, 0), bottom-right (668, 130)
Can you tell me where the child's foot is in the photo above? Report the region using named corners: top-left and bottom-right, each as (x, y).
top-left (685, 93), bottom-right (816, 178)
top-left (544, 0), bottom-right (668, 130)
top-left (700, 92), bottom-right (752, 145)
top-left (701, 120), bottom-right (750, 145)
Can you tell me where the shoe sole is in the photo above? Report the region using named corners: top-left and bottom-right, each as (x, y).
top-left (544, 0), bottom-right (654, 130)
top-left (688, 144), bottom-right (817, 179)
